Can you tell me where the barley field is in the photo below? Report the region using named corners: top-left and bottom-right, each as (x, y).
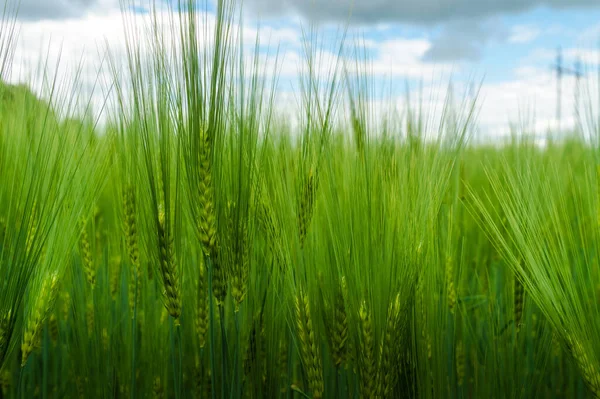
top-left (0, 1), bottom-right (599, 398)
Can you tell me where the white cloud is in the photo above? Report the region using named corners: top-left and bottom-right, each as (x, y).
top-left (476, 64), bottom-right (598, 137)
top-left (5, 7), bottom-right (599, 141)
top-left (422, 18), bottom-right (507, 62)
top-left (326, 38), bottom-right (455, 80)
top-left (7, 8), bottom-right (302, 122)
top-left (7, 0), bottom-right (120, 21)
top-left (509, 25), bottom-right (541, 44)
top-left (245, 0), bottom-right (600, 26)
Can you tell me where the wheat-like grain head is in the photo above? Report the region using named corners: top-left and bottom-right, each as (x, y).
top-left (21, 272), bottom-right (59, 366)
top-left (295, 289), bottom-right (324, 399)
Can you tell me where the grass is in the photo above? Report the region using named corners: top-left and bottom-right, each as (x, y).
top-left (0, 0), bottom-right (599, 398)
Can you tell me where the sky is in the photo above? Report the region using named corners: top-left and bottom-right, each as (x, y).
top-left (5, 0), bottom-right (600, 140)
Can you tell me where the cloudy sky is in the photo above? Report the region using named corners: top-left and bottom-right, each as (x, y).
top-left (5, 0), bottom-right (600, 139)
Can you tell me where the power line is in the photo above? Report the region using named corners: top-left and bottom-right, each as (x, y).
top-left (551, 47), bottom-right (584, 131)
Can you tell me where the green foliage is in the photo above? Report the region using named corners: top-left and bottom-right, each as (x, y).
top-left (1, 1), bottom-right (600, 399)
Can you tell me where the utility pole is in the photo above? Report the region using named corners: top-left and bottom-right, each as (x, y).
top-left (556, 48), bottom-right (562, 130)
top-left (575, 56), bottom-right (582, 109)
top-left (551, 47), bottom-right (584, 131)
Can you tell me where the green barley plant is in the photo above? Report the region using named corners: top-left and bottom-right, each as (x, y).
top-left (2, 0), bottom-right (600, 398)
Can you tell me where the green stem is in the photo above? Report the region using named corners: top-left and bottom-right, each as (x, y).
top-left (219, 304), bottom-right (228, 399)
top-left (340, 367), bottom-right (347, 399)
top-left (333, 366), bottom-right (339, 399)
top-left (178, 324), bottom-right (183, 399)
top-left (206, 255), bottom-right (217, 399)
top-left (16, 362), bottom-right (24, 399)
top-left (42, 324), bottom-right (48, 399)
top-left (169, 317), bottom-right (181, 399)
top-left (291, 385), bottom-right (311, 399)
top-left (287, 332), bottom-right (293, 399)
top-left (232, 312), bottom-right (240, 399)
top-left (130, 278), bottom-right (138, 399)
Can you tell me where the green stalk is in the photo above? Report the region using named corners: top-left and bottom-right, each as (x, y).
top-left (178, 324), bottom-right (183, 399)
top-left (333, 366), bottom-right (339, 399)
top-left (219, 305), bottom-right (228, 399)
top-left (232, 312), bottom-right (241, 399)
top-left (17, 361), bottom-right (24, 399)
top-left (169, 317), bottom-right (181, 399)
top-left (290, 385), bottom-right (311, 399)
top-left (206, 255), bottom-right (217, 399)
top-left (54, 324), bottom-right (59, 396)
top-left (340, 367), bottom-right (348, 399)
top-left (287, 330), bottom-right (293, 399)
top-left (42, 324), bottom-right (48, 399)
top-left (130, 278), bottom-right (137, 399)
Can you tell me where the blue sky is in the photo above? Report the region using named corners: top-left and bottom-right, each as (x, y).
top-left (248, 4), bottom-right (600, 85)
top-left (6, 0), bottom-right (600, 138)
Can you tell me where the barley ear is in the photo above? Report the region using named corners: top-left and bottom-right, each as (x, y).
top-left (446, 255), bottom-right (456, 314)
top-left (566, 334), bottom-right (600, 398)
top-left (123, 185), bottom-right (141, 316)
top-left (378, 293), bottom-right (403, 398)
top-left (79, 220), bottom-right (95, 289)
top-left (109, 255), bottom-right (122, 301)
top-left (295, 289), bottom-right (324, 399)
top-left (0, 370), bottom-right (11, 396)
top-left (157, 208), bottom-right (181, 319)
top-left (514, 275), bottom-right (524, 333)
top-left (0, 311), bottom-right (11, 362)
top-left (21, 273), bottom-right (59, 367)
top-left (229, 202), bottom-right (250, 311)
top-left (359, 300), bottom-right (376, 399)
top-left (198, 128), bottom-right (217, 257)
top-left (25, 202), bottom-right (38, 256)
top-left (331, 277), bottom-right (348, 368)
top-left (48, 313), bottom-right (58, 345)
top-left (152, 376), bottom-right (164, 399)
top-left (195, 256), bottom-right (209, 349)
top-left (456, 340), bottom-right (465, 387)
